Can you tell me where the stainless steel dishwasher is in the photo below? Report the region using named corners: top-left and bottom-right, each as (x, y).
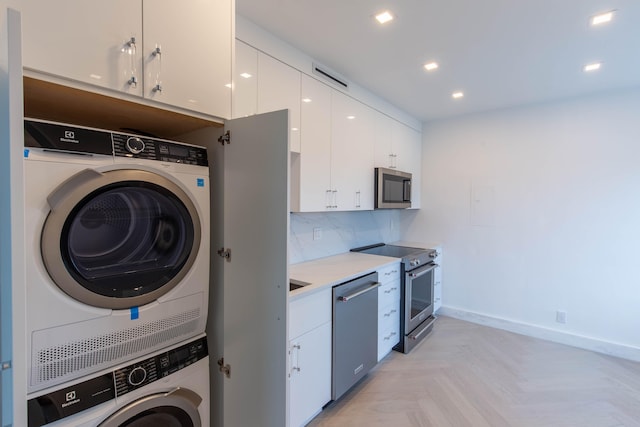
top-left (332, 272), bottom-right (380, 400)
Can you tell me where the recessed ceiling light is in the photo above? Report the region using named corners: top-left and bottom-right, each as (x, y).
top-left (240, 72), bottom-right (252, 79)
top-left (590, 10), bottom-right (615, 26)
top-left (375, 11), bottom-right (394, 24)
top-left (452, 91), bottom-right (464, 99)
top-left (302, 98), bottom-right (312, 103)
top-left (583, 62), bottom-right (602, 72)
top-left (424, 62), bottom-right (439, 71)
top-left (347, 115), bottom-right (356, 120)
top-left (225, 83), bottom-right (232, 88)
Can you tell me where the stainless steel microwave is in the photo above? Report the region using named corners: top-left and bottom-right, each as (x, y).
top-left (375, 167), bottom-right (412, 209)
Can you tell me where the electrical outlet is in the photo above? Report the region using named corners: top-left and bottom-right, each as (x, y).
top-left (556, 310), bottom-right (567, 324)
top-left (313, 227), bottom-right (322, 241)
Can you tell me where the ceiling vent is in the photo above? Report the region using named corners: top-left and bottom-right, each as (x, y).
top-left (312, 63), bottom-right (349, 90)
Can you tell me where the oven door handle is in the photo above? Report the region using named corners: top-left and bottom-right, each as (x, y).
top-left (338, 282), bottom-right (381, 302)
top-left (408, 263), bottom-right (438, 279)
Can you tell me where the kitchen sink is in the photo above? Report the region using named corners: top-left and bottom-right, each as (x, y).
top-left (289, 279), bottom-right (310, 291)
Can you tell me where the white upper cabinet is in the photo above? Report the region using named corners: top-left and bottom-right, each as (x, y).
top-left (20, 1), bottom-right (143, 97)
top-left (142, 0), bottom-right (231, 117)
top-left (293, 74), bottom-right (332, 212)
top-left (374, 112), bottom-right (422, 208)
top-left (330, 90), bottom-right (375, 211)
top-left (257, 52), bottom-right (301, 152)
top-left (392, 121), bottom-right (422, 208)
top-left (19, 0), bottom-right (232, 118)
top-left (293, 76), bottom-right (376, 212)
top-left (233, 40), bottom-right (258, 119)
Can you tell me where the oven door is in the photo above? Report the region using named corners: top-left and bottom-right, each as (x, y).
top-left (405, 262), bottom-right (437, 333)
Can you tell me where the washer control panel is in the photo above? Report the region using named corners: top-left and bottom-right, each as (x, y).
top-left (114, 336), bottom-right (208, 396)
top-left (27, 336), bottom-right (208, 427)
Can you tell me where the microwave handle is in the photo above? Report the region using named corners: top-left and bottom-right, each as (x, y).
top-left (403, 179), bottom-right (412, 202)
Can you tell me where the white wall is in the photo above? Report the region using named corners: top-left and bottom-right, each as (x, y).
top-left (401, 87), bottom-right (640, 360)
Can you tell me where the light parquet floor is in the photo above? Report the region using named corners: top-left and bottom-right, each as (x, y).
top-left (307, 315), bottom-right (640, 427)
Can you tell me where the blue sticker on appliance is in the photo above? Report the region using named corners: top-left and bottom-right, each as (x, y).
top-left (130, 307), bottom-right (139, 320)
top-left (197, 178), bottom-right (205, 187)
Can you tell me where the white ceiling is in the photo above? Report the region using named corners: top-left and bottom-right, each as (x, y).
top-left (236, 0), bottom-right (640, 122)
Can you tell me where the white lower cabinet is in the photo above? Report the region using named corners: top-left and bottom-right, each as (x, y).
top-left (377, 263), bottom-right (401, 361)
top-left (289, 289), bottom-right (332, 427)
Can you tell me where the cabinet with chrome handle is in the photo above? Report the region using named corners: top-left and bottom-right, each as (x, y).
top-left (377, 263), bottom-right (401, 361)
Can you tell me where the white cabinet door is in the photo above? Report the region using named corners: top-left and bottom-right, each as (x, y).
top-left (233, 40), bottom-right (258, 119)
top-left (143, 0), bottom-right (231, 118)
top-left (392, 121), bottom-right (422, 208)
top-left (1, 7), bottom-right (27, 426)
top-left (293, 74), bottom-right (332, 212)
top-left (289, 323), bottom-right (332, 427)
top-left (20, 0), bottom-right (143, 97)
top-left (373, 112), bottom-right (394, 169)
top-left (330, 90), bottom-right (375, 211)
top-left (218, 111), bottom-right (289, 427)
top-left (257, 52), bottom-right (301, 152)
top-left (377, 263), bottom-right (400, 361)
top-left (19, 0), bottom-right (232, 118)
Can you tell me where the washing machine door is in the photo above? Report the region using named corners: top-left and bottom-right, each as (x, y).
top-left (99, 388), bottom-right (202, 427)
top-left (41, 167), bottom-right (202, 309)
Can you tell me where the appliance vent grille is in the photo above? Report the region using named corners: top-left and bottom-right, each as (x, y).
top-left (312, 63), bottom-right (349, 89)
top-left (31, 308), bottom-right (200, 388)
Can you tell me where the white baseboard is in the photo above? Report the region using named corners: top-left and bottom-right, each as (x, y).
top-left (438, 306), bottom-right (640, 362)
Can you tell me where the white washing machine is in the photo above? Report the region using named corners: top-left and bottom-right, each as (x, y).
top-left (26, 334), bottom-right (210, 427)
top-left (23, 119), bottom-right (210, 393)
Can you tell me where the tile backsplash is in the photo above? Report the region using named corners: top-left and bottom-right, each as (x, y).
top-left (289, 210), bottom-right (402, 264)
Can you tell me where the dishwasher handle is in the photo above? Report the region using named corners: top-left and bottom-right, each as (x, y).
top-left (337, 282), bottom-right (381, 302)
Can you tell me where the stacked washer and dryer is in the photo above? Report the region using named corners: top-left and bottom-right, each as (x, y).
top-left (22, 119), bottom-right (211, 426)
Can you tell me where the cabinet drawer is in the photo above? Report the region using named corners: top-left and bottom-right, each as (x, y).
top-left (289, 288), bottom-right (331, 339)
top-left (378, 278), bottom-right (400, 309)
top-left (378, 312), bottom-right (400, 361)
top-left (377, 263), bottom-right (400, 284)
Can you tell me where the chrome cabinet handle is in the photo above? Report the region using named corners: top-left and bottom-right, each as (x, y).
top-left (124, 37), bottom-right (137, 87)
top-left (151, 44), bottom-right (162, 94)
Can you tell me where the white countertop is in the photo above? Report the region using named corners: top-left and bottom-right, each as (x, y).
top-left (289, 252), bottom-right (400, 301)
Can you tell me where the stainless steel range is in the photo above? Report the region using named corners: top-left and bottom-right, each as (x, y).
top-left (352, 243), bottom-right (438, 353)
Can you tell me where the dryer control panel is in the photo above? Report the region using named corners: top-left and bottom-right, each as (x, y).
top-left (112, 132), bottom-right (208, 166)
top-left (113, 335), bottom-right (208, 396)
top-left (27, 336), bottom-right (208, 427)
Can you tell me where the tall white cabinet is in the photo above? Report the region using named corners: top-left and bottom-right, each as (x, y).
top-left (294, 74), bottom-right (332, 212)
top-left (330, 91), bottom-right (375, 211)
top-left (17, 0), bottom-right (232, 118)
top-left (233, 41), bottom-right (302, 152)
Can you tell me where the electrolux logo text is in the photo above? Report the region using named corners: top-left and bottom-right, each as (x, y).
top-left (60, 130), bottom-right (79, 144)
top-left (62, 390), bottom-right (80, 408)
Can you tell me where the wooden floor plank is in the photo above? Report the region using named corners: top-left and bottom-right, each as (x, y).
top-left (307, 316), bottom-right (640, 427)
